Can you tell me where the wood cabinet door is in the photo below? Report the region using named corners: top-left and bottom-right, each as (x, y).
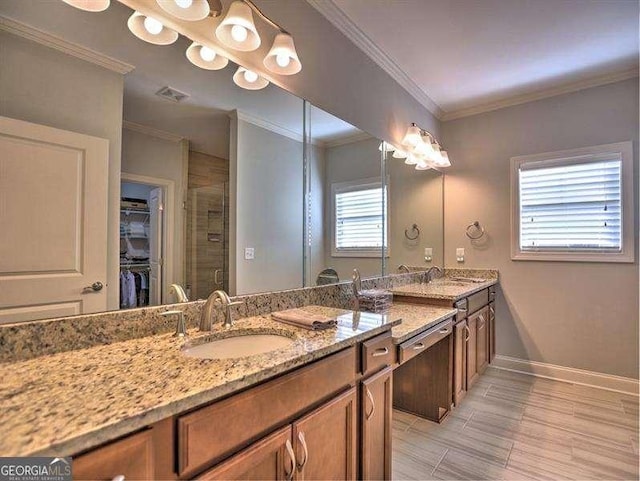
top-left (466, 315), bottom-right (478, 388)
top-left (197, 426), bottom-right (294, 481)
top-left (361, 367), bottom-right (393, 481)
top-left (73, 430), bottom-right (154, 481)
top-left (476, 307), bottom-right (489, 374)
top-left (453, 320), bottom-right (467, 406)
top-left (292, 387), bottom-right (357, 481)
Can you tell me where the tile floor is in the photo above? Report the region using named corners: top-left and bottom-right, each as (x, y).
top-left (392, 367), bottom-right (639, 480)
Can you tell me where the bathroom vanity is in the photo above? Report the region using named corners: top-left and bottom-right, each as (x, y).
top-left (392, 275), bottom-right (498, 410)
top-left (0, 307), bottom-right (401, 481)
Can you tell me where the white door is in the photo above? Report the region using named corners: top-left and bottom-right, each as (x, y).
top-left (149, 187), bottom-right (163, 305)
top-left (0, 116), bottom-right (109, 323)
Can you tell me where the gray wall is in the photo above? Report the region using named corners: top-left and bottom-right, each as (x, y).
top-left (121, 128), bottom-right (187, 295)
top-left (231, 118), bottom-right (304, 295)
top-left (388, 165), bottom-right (444, 270)
top-left (0, 31), bottom-right (124, 311)
top-left (442, 78), bottom-right (639, 378)
top-left (255, 0), bottom-right (440, 145)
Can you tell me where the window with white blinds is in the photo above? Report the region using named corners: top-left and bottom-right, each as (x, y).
top-left (332, 179), bottom-right (387, 256)
top-left (511, 142), bottom-right (633, 263)
top-left (519, 158), bottom-right (622, 251)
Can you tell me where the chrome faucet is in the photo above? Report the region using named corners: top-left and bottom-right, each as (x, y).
top-left (170, 284), bottom-right (189, 303)
top-left (425, 266), bottom-right (443, 283)
top-left (398, 264), bottom-right (411, 273)
top-left (200, 290), bottom-right (243, 331)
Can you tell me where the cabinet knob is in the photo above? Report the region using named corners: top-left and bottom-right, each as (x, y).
top-left (112, 476), bottom-right (125, 481)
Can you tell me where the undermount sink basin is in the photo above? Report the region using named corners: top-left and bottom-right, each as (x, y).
top-left (439, 277), bottom-right (487, 285)
top-left (183, 333), bottom-right (295, 360)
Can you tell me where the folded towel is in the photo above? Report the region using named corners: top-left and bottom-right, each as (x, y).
top-left (271, 308), bottom-right (337, 331)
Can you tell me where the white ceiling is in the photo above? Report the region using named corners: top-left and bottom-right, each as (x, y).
top-left (324, 0), bottom-right (639, 119)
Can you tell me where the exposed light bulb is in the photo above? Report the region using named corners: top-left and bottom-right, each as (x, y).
top-left (199, 46), bottom-right (216, 62)
top-left (243, 70), bottom-right (259, 83)
top-left (231, 24), bottom-right (248, 42)
top-left (275, 53), bottom-right (291, 68)
top-left (175, 0), bottom-right (193, 7)
top-left (143, 16), bottom-right (163, 35)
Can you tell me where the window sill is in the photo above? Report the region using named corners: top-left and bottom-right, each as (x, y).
top-left (511, 250), bottom-right (634, 263)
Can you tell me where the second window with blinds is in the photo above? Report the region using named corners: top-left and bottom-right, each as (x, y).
top-left (331, 178), bottom-right (388, 257)
top-left (510, 141), bottom-right (634, 263)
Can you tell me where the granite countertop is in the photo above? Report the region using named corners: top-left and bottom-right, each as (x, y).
top-left (391, 277), bottom-right (497, 302)
top-left (0, 306), bottom-right (399, 457)
top-left (389, 303), bottom-right (457, 344)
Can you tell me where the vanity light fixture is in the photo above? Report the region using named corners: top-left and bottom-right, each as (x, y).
top-left (216, 0), bottom-right (261, 51)
top-left (156, 0), bottom-right (212, 21)
top-left (233, 66), bottom-right (269, 90)
top-left (127, 11), bottom-right (179, 45)
top-left (186, 42), bottom-right (229, 70)
top-left (392, 148), bottom-right (408, 159)
top-left (66, 0), bottom-right (303, 90)
top-left (61, 0), bottom-right (110, 11)
top-left (264, 32), bottom-right (302, 75)
top-left (393, 122), bottom-right (452, 169)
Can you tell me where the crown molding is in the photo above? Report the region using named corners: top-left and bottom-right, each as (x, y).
top-left (123, 120), bottom-right (184, 142)
top-left (305, 0), bottom-right (443, 119)
top-left (230, 110), bottom-right (320, 145)
top-left (0, 15), bottom-right (134, 75)
top-left (324, 131), bottom-right (373, 148)
top-left (442, 67), bottom-right (640, 121)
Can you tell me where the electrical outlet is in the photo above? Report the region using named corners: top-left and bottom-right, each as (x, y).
top-left (424, 247), bottom-right (433, 262)
top-left (244, 247), bottom-right (255, 260)
top-left (456, 248), bottom-right (465, 263)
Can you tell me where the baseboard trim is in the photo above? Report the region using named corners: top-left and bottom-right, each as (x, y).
top-left (492, 355), bottom-right (639, 396)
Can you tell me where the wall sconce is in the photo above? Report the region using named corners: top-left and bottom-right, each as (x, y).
top-left (388, 123), bottom-right (452, 170)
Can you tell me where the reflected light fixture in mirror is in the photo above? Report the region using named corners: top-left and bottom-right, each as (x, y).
top-left (156, 0), bottom-right (211, 21)
top-left (264, 32), bottom-right (302, 75)
top-left (127, 11), bottom-right (179, 45)
top-left (186, 42), bottom-right (229, 70)
top-left (233, 66), bottom-right (269, 90)
top-left (61, 0), bottom-right (110, 11)
top-left (216, 0), bottom-right (261, 51)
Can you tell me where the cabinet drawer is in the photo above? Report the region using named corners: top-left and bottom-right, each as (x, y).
top-left (361, 330), bottom-right (395, 376)
top-left (398, 318), bottom-right (453, 364)
top-left (467, 289), bottom-right (489, 316)
top-left (73, 429), bottom-right (154, 481)
top-left (177, 346), bottom-right (356, 478)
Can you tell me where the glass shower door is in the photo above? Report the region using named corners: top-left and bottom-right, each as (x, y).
top-left (187, 183), bottom-right (228, 300)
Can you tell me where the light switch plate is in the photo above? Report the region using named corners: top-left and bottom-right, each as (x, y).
top-left (244, 247), bottom-right (255, 260)
top-left (456, 248), bottom-right (465, 263)
top-left (424, 247), bottom-right (433, 262)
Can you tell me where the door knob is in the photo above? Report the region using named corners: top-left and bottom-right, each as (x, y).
top-left (84, 281), bottom-right (104, 292)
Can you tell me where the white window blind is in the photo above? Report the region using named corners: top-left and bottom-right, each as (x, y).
top-left (518, 157), bottom-right (622, 252)
top-left (335, 185), bottom-right (386, 251)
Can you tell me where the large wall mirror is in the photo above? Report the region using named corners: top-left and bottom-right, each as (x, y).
top-left (0, 0), bottom-right (443, 324)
